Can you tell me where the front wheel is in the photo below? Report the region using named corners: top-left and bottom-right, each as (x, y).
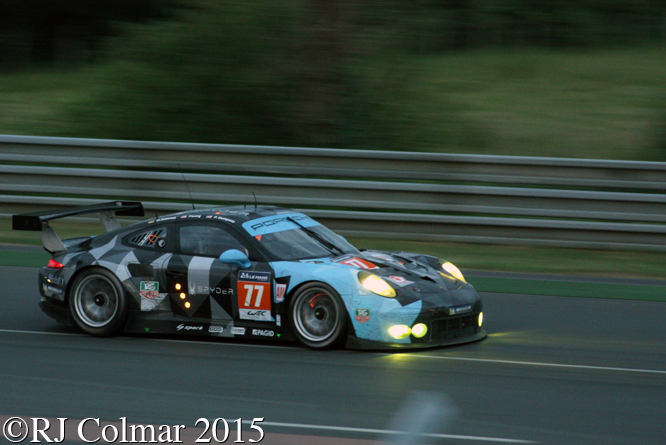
top-left (68, 268), bottom-right (128, 336)
top-left (289, 282), bottom-right (347, 350)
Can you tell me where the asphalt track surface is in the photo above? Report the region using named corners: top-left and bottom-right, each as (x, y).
top-left (1, 266), bottom-right (664, 445)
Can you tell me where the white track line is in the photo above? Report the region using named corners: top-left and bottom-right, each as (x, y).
top-left (398, 354), bottom-right (666, 375)
top-left (237, 419), bottom-right (536, 444)
top-left (0, 328), bottom-right (83, 337)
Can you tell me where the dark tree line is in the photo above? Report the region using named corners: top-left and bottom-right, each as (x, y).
top-left (0, 0), bottom-right (183, 67)
top-left (1, 0), bottom-right (665, 69)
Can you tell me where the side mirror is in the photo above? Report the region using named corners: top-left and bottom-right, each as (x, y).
top-left (219, 249), bottom-right (251, 269)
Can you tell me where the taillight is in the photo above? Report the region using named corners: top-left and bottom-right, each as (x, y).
top-left (47, 259), bottom-right (64, 268)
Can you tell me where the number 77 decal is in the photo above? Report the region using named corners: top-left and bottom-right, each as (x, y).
top-left (238, 281), bottom-right (271, 311)
top-left (243, 284), bottom-right (264, 307)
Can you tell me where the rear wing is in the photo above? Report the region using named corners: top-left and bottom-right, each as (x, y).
top-left (12, 201), bottom-right (144, 254)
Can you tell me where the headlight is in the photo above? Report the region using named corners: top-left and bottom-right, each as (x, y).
top-left (358, 271), bottom-right (396, 298)
top-left (441, 262), bottom-right (466, 283)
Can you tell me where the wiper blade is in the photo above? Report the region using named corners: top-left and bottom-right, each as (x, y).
top-left (287, 217), bottom-right (345, 256)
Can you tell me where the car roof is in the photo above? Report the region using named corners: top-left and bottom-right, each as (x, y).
top-left (145, 205), bottom-right (299, 227)
top-left (88, 205), bottom-right (302, 248)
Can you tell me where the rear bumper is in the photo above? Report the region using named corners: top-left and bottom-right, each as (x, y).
top-left (39, 298), bottom-right (71, 326)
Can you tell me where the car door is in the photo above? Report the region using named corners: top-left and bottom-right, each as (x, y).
top-left (165, 220), bottom-right (278, 331)
top-left (161, 221), bottom-right (242, 325)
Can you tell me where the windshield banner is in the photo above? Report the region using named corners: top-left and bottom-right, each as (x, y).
top-left (242, 213), bottom-right (320, 237)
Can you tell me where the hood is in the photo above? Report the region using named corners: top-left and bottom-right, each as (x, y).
top-left (300, 250), bottom-right (479, 310)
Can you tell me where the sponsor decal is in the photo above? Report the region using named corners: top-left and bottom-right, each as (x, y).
top-left (239, 271), bottom-right (270, 283)
top-left (339, 257), bottom-right (378, 270)
top-left (213, 216), bottom-right (235, 224)
top-left (238, 271), bottom-right (272, 319)
top-left (276, 314), bottom-right (281, 326)
top-left (449, 305), bottom-right (473, 315)
top-left (388, 275), bottom-right (413, 287)
top-left (275, 283), bottom-right (287, 303)
top-left (206, 215), bottom-right (213, 218)
top-left (155, 216), bottom-right (177, 222)
top-left (231, 327), bottom-right (246, 335)
top-left (189, 285), bottom-right (233, 295)
top-left (140, 281), bottom-right (159, 299)
top-left (355, 308), bottom-right (371, 324)
top-left (208, 325), bottom-right (223, 333)
top-left (252, 329), bottom-right (275, 337)
top-left (242, 212), bottom-right (320, 237)
top-left (176, 323), bottom-right (204, 331)
top-left (43, 284), bottom-right (63, 295)
top-left (47, 274), bottom-right (65, 286)
top-left (239, 309), bottom-right (272, 321)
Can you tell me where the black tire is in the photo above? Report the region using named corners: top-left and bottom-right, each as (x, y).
top-left (289, 282), bottom-right (347, 350)
top-left (68, 268), bottom-right (128, 336)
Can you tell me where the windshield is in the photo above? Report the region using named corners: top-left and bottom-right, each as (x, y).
top-left (242, 213), bottom-right (358, 261)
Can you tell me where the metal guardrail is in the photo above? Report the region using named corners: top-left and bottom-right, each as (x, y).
top-left (1, 135), bottom-right (665, 250)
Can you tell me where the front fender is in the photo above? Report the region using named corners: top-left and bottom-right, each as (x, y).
top-left (270, 261), bottom-right (420, 343)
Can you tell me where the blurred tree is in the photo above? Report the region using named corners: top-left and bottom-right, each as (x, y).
top-left (0, 0), bottom-right (183, 67)
top-left (60, 0), bottom-right (484, 151)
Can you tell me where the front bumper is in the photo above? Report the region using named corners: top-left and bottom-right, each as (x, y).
top-left (347, 308), bottom-right (486, 350)
top-left (346, 327), bottom-right (487, 350)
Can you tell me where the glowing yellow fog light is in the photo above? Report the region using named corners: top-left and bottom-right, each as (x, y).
top-left (388, 325), bottom-right (411, 339)
top-left (175, 283), bottom-right (182, 290)
top-left (359, 271), bottom-right (396, 298)
top-left (442, 262), bottom-right (466, 283)
top-left (185, 302), bottom-right (191, 309)
top-left (411, 323), bottom-right (428, 338)
top-left (179, 293), bottom-right (186, 299)
top-left (478, 312), bottom-right (483, 327)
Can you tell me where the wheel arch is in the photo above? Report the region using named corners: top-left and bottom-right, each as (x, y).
top-left (65, 264), bottom-right (138, 311)
top-left (284, 278), bottom-right (353, 331)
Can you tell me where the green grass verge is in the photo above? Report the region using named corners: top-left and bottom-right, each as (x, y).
top-left (414, 44), bottom-right (666, 160)
top-left (0, 249), bottom-right (50, 267)
top-left (470, 277), bottom-right (665, 302)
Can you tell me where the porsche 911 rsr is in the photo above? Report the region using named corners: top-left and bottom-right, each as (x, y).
top-left (13, 201), bottom-right (486, 349)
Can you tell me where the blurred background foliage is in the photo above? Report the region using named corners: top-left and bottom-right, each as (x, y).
top-left (0, 0), bottom-right (665, 158)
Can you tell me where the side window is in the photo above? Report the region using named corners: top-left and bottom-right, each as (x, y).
top-left (179, 224), bottom-right (248, 257)
top-left (126, 226), bottom-right (169, 249)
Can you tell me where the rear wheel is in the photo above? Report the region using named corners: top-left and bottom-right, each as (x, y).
top-left (69, 268), bottom-right (128, 336)
top-left (289, 282), bottom-right (347, 349)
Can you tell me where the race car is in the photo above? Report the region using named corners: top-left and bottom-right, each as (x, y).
top-left (13, 201), bottom-right (486, 349)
